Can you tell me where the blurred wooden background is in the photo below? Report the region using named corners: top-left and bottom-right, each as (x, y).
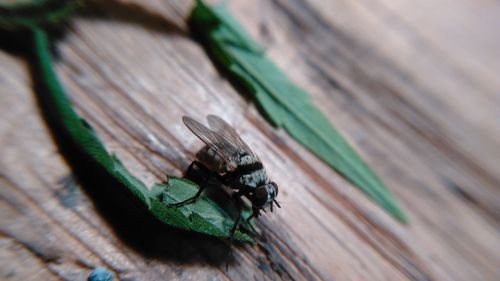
top-left (1, 0), bottom-right (499, 280)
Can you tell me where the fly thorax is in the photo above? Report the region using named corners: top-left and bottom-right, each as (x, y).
top-left (235, 153), bottom-right (267, 188)
top-left (239, 169), bottom-right (267, 188)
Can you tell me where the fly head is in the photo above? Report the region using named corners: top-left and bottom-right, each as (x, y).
top-left (252, 182), bottom-right (280, 212)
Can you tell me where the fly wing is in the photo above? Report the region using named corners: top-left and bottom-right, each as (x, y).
top-left (207, 115), bottom-right (256, 157)
top-left (182, 116), bottom-right (239, 171)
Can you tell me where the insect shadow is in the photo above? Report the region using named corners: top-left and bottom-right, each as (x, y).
top-left (79, 0), bottom-right (187, 37)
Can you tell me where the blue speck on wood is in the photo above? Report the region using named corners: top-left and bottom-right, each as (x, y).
top-left (88, 267), bottom-right (114, 281)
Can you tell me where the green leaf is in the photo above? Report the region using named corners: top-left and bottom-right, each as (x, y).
top-left (30, 26), bottom-right (253, 241)
top-left (0, 0), bottom-right (79, 30)
top-left (189, 0), bottom-right (408, 223)
top-left (150, 178), bottom-right (252, 242)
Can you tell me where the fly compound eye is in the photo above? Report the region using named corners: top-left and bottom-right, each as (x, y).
top-left (271, 182), bottom-right (278, 198)
top-left (269, 182), bottom-right (281, 209)
top-left (253, 186), bottom-right (268, 207)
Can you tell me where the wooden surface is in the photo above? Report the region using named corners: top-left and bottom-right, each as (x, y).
top-left (1, 0), bottom-right (499, 280)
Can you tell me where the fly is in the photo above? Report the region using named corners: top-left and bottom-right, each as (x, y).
top-left (169, 115), bottom-right (280, 237)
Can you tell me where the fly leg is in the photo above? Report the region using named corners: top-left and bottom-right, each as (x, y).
top-left (167, 161), bottom-right (210, 207)
top-left (229, 191), bottom-right (245, 238)
top-left (246, 206), bottom-right (261, 222)
top-left (238, 207), bottom-right (261, 234)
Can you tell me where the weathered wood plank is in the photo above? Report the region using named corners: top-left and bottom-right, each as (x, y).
top-left (1, 0), bottom-right (499, 280)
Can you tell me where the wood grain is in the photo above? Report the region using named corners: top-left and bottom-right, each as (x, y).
top-left (1, 0), bottom-right (499, 280)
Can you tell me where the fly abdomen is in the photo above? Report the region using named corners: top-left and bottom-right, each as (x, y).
top-left (196, 146), bottom-right (227, 174)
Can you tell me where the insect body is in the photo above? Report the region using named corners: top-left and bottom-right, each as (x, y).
top-left (171, 115), bottom-right (280, 236)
